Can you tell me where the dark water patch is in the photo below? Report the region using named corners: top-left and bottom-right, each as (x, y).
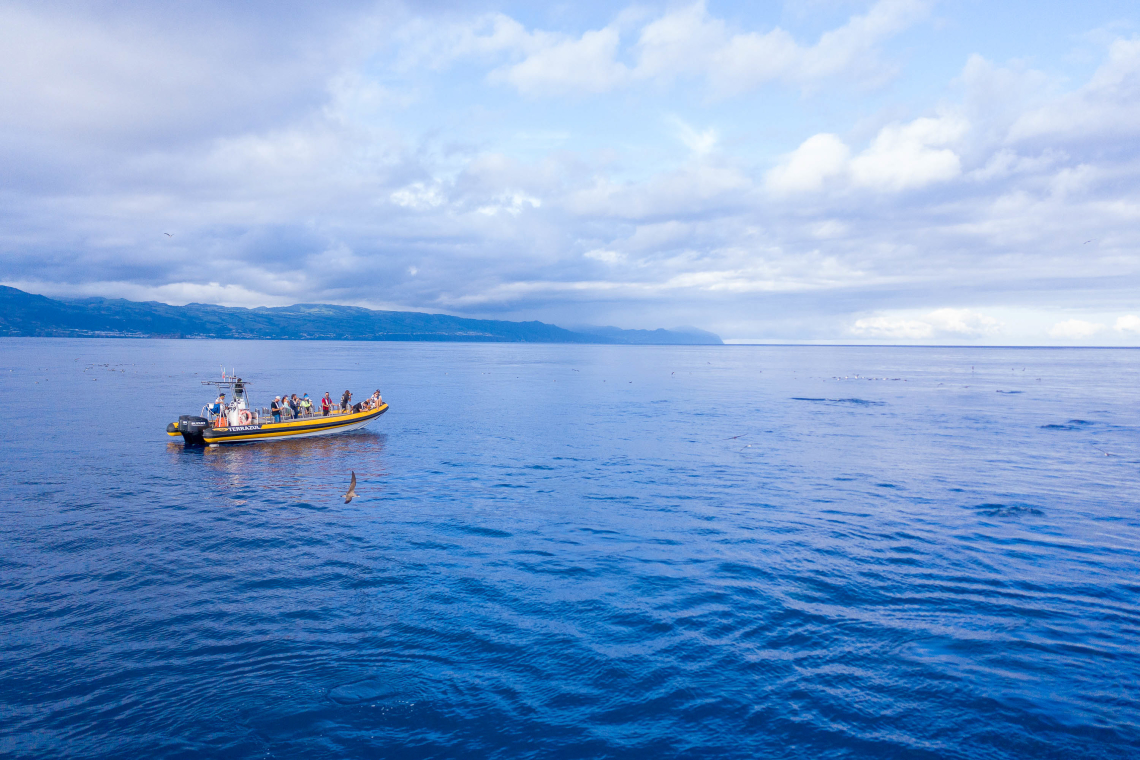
top-left (1041, 419), bottom-right (1095, 430)
top-left (792, 397), bottom-right (886, 406)
top-left (996, 390), bottom-right (1023, 394)
top-left (449, 525), bottom-right (513, 538)
top-left (327, 675), bottom-right (426, 706)
top-left (969, 503), bottom-right (1044, 518)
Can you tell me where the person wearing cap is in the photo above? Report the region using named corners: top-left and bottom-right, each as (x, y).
top-left (270, 396), bottom-right (282, 423)
top-left (321, 392), bottom-right (332, 416)
top-left (300, 393), bottom-right (313, 416)
top-left (211, 392), bottom-right (225, 416)
top-left (341, 389), bottom-right (352, 413)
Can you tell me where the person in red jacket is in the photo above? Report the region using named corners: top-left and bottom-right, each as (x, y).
top-left (321, 392), bottom-right (332, 416)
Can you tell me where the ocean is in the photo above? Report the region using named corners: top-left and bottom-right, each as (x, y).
top-left (1, 339), bottom-right (1138, 759)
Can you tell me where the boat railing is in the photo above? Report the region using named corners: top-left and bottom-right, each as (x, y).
top-left (198, 401), bottom-right (367, 427)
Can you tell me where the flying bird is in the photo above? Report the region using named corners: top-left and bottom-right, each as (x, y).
top-left (343, 471), bottom-right (357, 503)
top-left (164, 233), bottom-right (173, 237)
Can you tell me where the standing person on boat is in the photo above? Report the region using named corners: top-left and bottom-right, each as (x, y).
top-left (288, 394), bottom-right (300, 418)
top-left (212, 392), bottom-right (225, 416)
top-left (271, 396), bottom-right (282, 423)
top-left (281, 392), bottom-right (293, 419)
top-left (321, 392), bottom-right (332, 416)
top-left (234, 377), bottom-right (244, 401)
top-left (341, 390), bottom-right (352, 413)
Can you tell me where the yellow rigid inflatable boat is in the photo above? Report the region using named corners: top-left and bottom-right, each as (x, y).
top-left (166, 372), bottom-right (387, 446)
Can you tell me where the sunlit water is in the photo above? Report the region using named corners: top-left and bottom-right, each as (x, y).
top-left (2, 339), bottom-right (1138, 759)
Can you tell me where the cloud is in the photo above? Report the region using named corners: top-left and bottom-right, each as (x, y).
top-left (1049, 319), bottom-right (1105, 339)
top-left (1009, 37), bottom-right (1140, 144)
top-left (765, 134), bottom-right (850, 193)
top-left (634, 0), bottom-right (931, 95)
top-left (672, 117), bottom-right (719, 156)
top-left (489, 26), bottom-right (629, 95)
top-left (1115, 315), bottom-right (1140, 333)
top-left (924, 308), bottom-right (1002, 337)
top-left (390, 182), bottom-right (445, 210)
top-left (584, 249), bottom-right (624, 264)
top-left (850, 115), bottom-right (968, 191)
top-left (851, 309), bottom-right (1001, 340)
top-left (432, 0), bottom-right (930, 97)
top-left (851, 316), bottom-right (933, 339)
top-left (766, 114), bottom-right (967, 194)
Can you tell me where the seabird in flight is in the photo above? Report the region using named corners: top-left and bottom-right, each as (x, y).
top-left (343, 471), bottom-right (357, 503)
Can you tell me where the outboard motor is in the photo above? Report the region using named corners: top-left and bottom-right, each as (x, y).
top-left (176, 415), bottom-right (209, 444)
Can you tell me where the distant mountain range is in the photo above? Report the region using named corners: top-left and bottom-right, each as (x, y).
top-left (0, 286), bottom-right (722, 344)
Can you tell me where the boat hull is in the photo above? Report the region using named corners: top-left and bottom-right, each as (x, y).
top-left (169, 404), bottom-right (388, 446)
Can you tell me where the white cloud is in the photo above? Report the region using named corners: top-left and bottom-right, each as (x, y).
top-left (766, 115), bottom-right (967, 195)
top-left (584, 249), bottom-right (625, 264)
top-left (433, 0), bottom-right (929, 97)
top-left (851, 309), bottom-right (1001, 340)
top-left (476, 191), bottom-right (541, 216)
top-left (635, 0), bottom-right (930, 95)
top-left (1115, 314), bottom-right (1140, 333)
top-left (1009, 37), bottom-right (1140, 144)
top-left (490, 26), bottom-right (629, 95)
top-left (672, 117), bottom-right (719, 156)
top-left (924, 308), bottom-right (1002, 337)
top-left (851, 316), bottom-right (934, 340)
top-left (765, 134), bottom-right (850, 193)
top-left (850, 115), bottom-right (968, 191)
top-left (1049, 319), bottom-right (1105, 339)
top-left (390, 182), bottom-right (445, 210)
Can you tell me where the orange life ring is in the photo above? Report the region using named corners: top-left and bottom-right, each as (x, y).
top-left (237, 410), bottom-right (252, 425)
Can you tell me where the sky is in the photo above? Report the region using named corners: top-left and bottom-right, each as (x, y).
top-left (2, 0), bottom-right (1140, 344)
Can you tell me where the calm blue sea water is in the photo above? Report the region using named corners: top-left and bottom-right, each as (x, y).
top-left (1, 339), bottom-right (1138, 759)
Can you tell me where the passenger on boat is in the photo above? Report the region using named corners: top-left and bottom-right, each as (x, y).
top-left (341, 390), bottom-right (352, 413)
top-left (301, 394), bottom-right (313, 416)
top-left (271, 396), bottom-right (282, 423)
top-left (321, 393), bottom-right (332, 416)
top-left (289, 394), bottom-right (301, 418)
top-left (212, 393), bottom-right (225, 416)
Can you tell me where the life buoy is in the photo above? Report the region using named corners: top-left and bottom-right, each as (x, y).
top-left (237, 410), bottom-right (252, 425)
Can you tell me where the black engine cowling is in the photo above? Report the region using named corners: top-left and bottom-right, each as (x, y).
top-left (178, 415), bottom-right (209, 443)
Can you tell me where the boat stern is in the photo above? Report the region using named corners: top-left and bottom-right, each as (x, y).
top-left (168, 415), bottom-right (209, 444)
